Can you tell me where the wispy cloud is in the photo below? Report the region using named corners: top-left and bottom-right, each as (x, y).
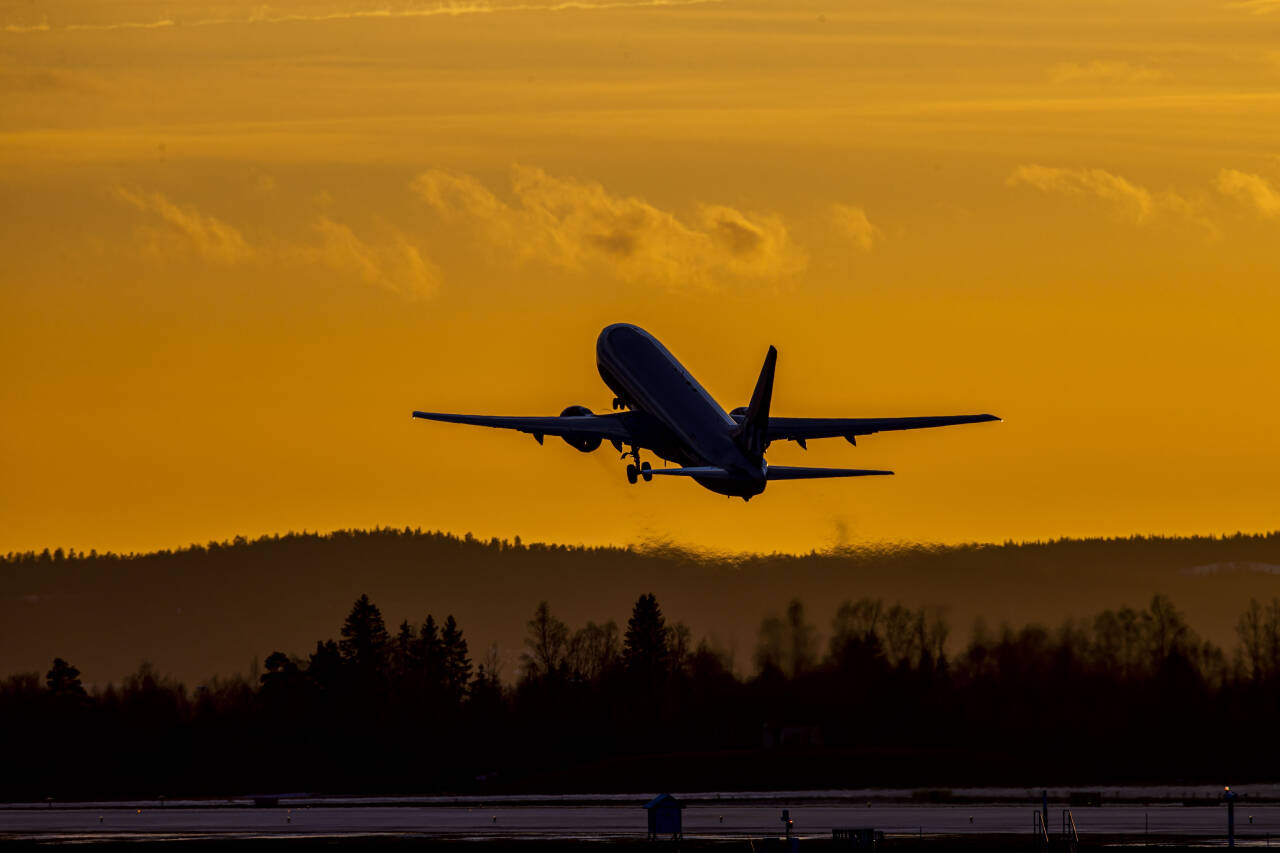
top-left (1215, 169), bottom-right (1280, 217)
top-left (306, 217), bottom-right (439, 300)
top-left (65, 18), bottom-right (176, 31)
top-left (1007, 165), bottom-right (1216, 233)
top-left (829, 203), bottom-right (882, 251)
top-left (114, 187), bottom-right (437, 298)
top-left (114, 188), bottom-right (254, 265)
top-left (3, 0), bottom-right (717, 34)
top-left (412, 165), bottom-right (802, 288)
top-left (1049, 60), bottom-right (1163, 84)
top-left (1008, 165), bottom-right (1155, 223)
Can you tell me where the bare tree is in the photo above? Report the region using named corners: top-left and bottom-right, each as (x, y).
top-left (1237, 597), bottom-right (1280, 682)
top-left (567, 620), bottom-right (620, 681)
top-left (1144, 594), bottom-right (1191, 667)
top-left (521, 601), bottom-right (568, 681)
top-left (786, 600), bottom-right (818, 676)
top-left (883, 604), bottom-right (922, 668)
top-left (670, 621), bottom-right (693, 676)
top-left (754, 615), bottom-right (785, 675)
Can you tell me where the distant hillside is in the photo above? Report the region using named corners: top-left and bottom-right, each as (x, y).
top-left (4, 529), bottom-right (1280, 686)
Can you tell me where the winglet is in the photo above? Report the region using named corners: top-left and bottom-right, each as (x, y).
top-left (734, 345), bottom-right (776, 460)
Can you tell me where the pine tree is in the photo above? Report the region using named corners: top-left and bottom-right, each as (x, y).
top-left (418, 614), bottom-right (445, 697)
top-left (307, 639), bottom-right (343, 693)
top-left (392, 620), bottom-right (418, 679)
top-left (339, 594), bottom-right (389, 675)
top-left (623, 593), bottom-right (671, 679)
top-left (441, 615), bottom-right (472, 704)
top-left (45, 658), bottom-right (86, 699)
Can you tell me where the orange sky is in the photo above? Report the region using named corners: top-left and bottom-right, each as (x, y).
top-left (2, 0), bottom-right (1278, 556)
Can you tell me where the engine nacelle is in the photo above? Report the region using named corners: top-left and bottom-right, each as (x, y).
top-left (559, 405), bottom-right (601, 452)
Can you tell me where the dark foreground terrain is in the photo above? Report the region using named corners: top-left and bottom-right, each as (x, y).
top-left (0, 836), bottom-right (1271, 852)
top-left (3, 791), bottom-right (1275, 849)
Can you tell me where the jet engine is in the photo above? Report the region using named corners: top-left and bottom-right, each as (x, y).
top-left (559, 405), bottom-right (601, 452)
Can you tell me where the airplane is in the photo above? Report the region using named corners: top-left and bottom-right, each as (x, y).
top-left (412, 323), bottom-right (999, 501)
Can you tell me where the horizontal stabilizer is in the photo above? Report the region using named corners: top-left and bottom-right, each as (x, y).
top-left (766, 466), bottom-right (894, 480)
top-left (646, 466), bottom-right (735, 479)
top-left (745, 412), bottom-right (1000, 444)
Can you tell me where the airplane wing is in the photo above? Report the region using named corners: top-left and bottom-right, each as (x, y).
top-left (766, 466), bottom-right (893, 479)
top-left (648, 465), bottom-right (892, 479)
top-left (411, 410), bottom-right (641, 445)
top-left (750, 413), bottom-right (1000, 445)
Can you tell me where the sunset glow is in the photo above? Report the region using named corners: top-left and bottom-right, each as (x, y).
top-left (3, 0), bottom-right (1278, 555)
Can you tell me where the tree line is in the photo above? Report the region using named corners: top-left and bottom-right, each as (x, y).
top-left (3, 591), bottom-right (1280, 800)
top-left (8, 527), bottom-right (1280, 692)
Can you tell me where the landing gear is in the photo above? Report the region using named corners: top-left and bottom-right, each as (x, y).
top-left (623, 447), bottom-right (653, 485)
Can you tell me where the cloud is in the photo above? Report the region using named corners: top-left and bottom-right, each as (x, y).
top-left (1215, 169), bottom-right (1280, 217)
top-left (1008, 165), bottom-right (1155, 223)
top-left (1007, 165), bottom-right (1216, 233)
top-left (114, 188), bottom-right (254, 264)
top-left (411, 165), bottom-right (802, 287)
top-left (114, 186), bottom-right (438, 298)
top-left (65, 18), bottom-right (175, 31)
top-left (412, 171), bottom-right (509, 225)
top-left (1048, 61), bottom-right (1163, 84)
top-left (1007, 165), bottom-right (1164, 224)
top-left (2, 0), bottom-right (718, 34)
top-left (829, 203), bottom-right (882, 251)
top-left (307, 217), bottom-right (439, 299)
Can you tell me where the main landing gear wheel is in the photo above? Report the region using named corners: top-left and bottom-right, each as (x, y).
top-left (626, 464), bottom-right (639, 484)
top-left (640, 461), bottom-right (652, 482)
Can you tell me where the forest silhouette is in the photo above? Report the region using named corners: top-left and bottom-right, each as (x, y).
top-left (6, 528), bottom-right (1280, 689)
top-left (4, 580), bottom-right (1280, 800)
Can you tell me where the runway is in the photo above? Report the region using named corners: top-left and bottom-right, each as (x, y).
top-left (3, 800), bottom-right (1278, 843)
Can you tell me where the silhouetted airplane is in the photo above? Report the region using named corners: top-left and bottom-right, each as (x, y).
top-left (413, 323), bottom-right (999, 500)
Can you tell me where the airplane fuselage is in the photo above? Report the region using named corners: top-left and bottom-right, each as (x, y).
top-left (596, 323), bottom-right (766, 498)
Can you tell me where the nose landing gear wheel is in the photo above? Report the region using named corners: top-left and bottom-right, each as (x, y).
top-left (626, 463), bottom-right (638, 484)
top-left (640, 461), bottom-right (652, 482)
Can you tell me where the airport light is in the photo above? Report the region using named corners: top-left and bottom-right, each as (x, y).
top-left (1225, 786), bottom-right (1237, 848)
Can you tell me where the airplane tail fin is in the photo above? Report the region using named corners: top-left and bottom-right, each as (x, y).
top-left (734, 345), bottom-right (776, 460)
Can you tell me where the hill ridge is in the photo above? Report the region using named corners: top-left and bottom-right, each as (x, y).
top-left (5, 527), bottom-right (1280, 687)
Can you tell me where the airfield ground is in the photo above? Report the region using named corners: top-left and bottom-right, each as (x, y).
top-left (2, 787), bottom-right (1277, 847)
